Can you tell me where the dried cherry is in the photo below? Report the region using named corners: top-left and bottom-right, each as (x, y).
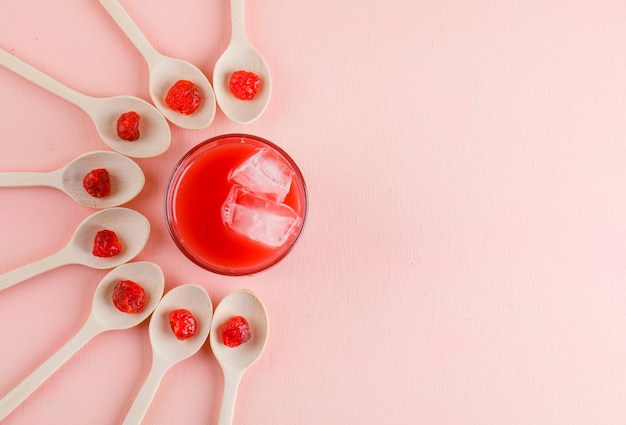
top-left (117, 111), bottom-right (141, 141)
top-left (169, 309), bottom-right (197, 340)
top-left (165, 80), bottom-right (202, 115)
top-left (222, 316), bottom-right (251, 347)
top-left (229, 70), bottom-right (261, 100)
top-left (112, 280), bottom-right (146, 313)
top-left (82, 168), bottom-right (111, 198)
top-left (93, 229), bottom-right (122, 258)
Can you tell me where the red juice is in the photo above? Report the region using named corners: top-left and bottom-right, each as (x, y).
top-left (165, 134), bottom-right (307, 275)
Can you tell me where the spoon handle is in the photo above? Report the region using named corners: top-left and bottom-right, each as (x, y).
top-left (98, 0), bottom-right (162, 67)
top-left (229, 0), bottom-right (249, 44)
top-left (0, 171), bottom-right (61, 189)
top-left (0, 249), bottom-right (71, 292)
top-left (0, 48), bottom-right (92, 110)
top-left (122, 355), bottom-right (170, 425)
top-left (0, 319), bottom-right (101, 421)
top-left (217, 370), bottom-right (244, 425)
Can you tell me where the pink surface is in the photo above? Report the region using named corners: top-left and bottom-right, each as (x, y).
top-left (0, 1), bottom-right (625, 424)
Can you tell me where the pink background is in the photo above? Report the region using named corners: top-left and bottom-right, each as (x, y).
top-left (0, 0), bottom-right (625, 424)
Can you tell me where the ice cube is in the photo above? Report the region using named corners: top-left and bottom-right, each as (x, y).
top-left (221, 185), bottom-right (301, 247)
top-left (229, 148), bottom-right (294, 202)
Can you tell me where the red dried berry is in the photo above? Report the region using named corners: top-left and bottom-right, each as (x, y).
top-left (165, 80), bottom-right (202, 115)
top-left (93, 229), bottom-right (122, 258)
top-left (112, 280), bottom-right (146, 314)
top-left (117, 111), bottom-right (141, 141)
top-left (169, 309), bottom-right (197, 340)
top-left (82, 168), bottom-right (111, 198)
top-left (222, 316), bottom-right (251, 347)
top-left (229, 70), bottom-right (261, 100)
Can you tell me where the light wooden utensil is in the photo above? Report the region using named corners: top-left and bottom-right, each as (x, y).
top-left (209, 289), bottom-right (269, 425)
top-left (0, 151), bottom-right (145, 208)
top-left (212, 0), bottom-right (272, 124)
top-left (0, 48), bottom-right (171, 158)
top-left (122, 284), bottom-right (213, 425)
top-left (0, 261), bottom-right (165, 422)
top-left (0, 207), bottom-right (150, 292)
top-left (99, 0), bottom-right (216, 130)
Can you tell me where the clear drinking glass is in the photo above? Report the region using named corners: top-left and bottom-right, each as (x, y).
top-left (165, 134), bottom-right (307, 275)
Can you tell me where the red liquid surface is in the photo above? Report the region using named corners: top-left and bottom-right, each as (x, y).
top-left (168, 137), bottom-right (306, 274)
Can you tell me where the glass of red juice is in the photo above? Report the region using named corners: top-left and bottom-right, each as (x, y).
top-left (165, 134), bottom-right (307, 275)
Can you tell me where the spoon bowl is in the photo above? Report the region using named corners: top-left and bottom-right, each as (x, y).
top-left (213, 0), bottom-right (272, 124)
top-left (91, 261), bottom-right (165, 330)
top-left (89, 95), bottom-right (172, 158)
top-left (0, 261), bottom-right (164, 422)
top-left (210, 289), bottom-right (269, 425)
top-left (66, 207), bottom-right (150, 269)
top-left (148, 284), bottom-right (214, 362)
top-left (0, 48), bottom-right (171, 158)
top-left (148, 57), bottom-right (217, 130)
top-left (61, 151), bottom-right (145, 208)
top-left (0, 151), bottom-right (145, 208)
top-left (122, 284), bottom-right (213, 424)
top-left (99, 0), bottom-right (216, 129)
top-left (0, 207), bottom-right (150, 292)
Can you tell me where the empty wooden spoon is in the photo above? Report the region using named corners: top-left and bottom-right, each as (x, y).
top-left (0, 151), bottom-right (145, 208)
top-left (0, 48), bottom-right (171, 158)
top-left (0, 261), bottom-right (165, 422)
top-left (0, 207), bottom-right (150, 292)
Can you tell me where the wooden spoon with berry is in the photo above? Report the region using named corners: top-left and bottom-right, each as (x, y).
top-left (0, 48), bottom-right (171, 158)
top-left (209, 289), bottom-right (269, 425)
top-left (98, 0), bottom-right (216, 130)
top-left (0, 151), bottom-right (145, 209)
top-left (212, 0), bottom-right (272, 124)
top-left (0, 261), bottom-right (164, 422)
top-left (122, 284), bottom-right (213, 424)
top-left (0, 207), bottom-right (150, 292)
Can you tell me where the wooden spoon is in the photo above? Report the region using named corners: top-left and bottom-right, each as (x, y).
top-left (0, 261), bottom-right (165, 422)
top-left (0, 207), bottom-right (150, 292)
top-left (122, 284), bottom-right (213, 424)
top-left (212, 0), bottom-right (272, 124)
top-left (209, 289), bottom-right (269, 425)
top-left (0, 151), bottom-right (145, 208)
top-left (99, 0), bottom-right (216, 129)
top-left (0, 48), bottom-right (171, 158)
